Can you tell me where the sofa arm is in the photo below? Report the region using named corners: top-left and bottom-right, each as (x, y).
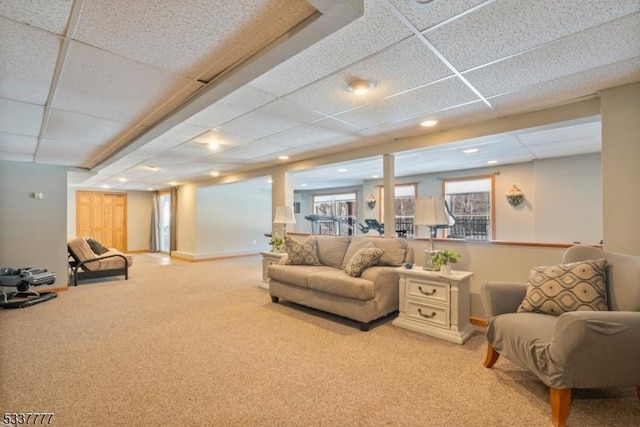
top-left (480, 281), bottom-right (527, 317)
top-left (547, 311), bottom-right (640, 388)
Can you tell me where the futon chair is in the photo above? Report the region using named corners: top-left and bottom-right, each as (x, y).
top-left (480, 245), bottom-right (640, 427)
top-left (67, 236), bottom-right (132, 286)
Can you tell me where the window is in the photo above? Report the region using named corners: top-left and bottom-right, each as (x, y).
top-left (378, 184), bottom-right (417, 238)
top-left (443, 176), bottom-right (494, 240)
top-left (311, 192), bottom-right (357, 235)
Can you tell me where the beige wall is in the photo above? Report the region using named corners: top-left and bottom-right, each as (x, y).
top-left (0, 160), bottom-right (68, 289)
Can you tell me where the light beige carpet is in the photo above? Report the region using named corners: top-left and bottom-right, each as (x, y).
top-left (1, 254), bottom-right (637, 426)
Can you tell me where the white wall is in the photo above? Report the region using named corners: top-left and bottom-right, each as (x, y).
top-left (1, 160), bottom-right (68, 290)
top-left (67, 188), bottom-right (153, 251)
top-left (173, 181), bottom-right (272, 259)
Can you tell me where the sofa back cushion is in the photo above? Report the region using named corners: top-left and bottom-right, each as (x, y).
top-left (315, 235), bottom-right (352, 269)
top-left (341, 236), bottom-right (408, 269)
top-left (563, 245), bottom-right (640, 311)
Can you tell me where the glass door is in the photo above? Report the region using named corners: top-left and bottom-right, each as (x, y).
top-left (159, 193), bottom-right (171, 253)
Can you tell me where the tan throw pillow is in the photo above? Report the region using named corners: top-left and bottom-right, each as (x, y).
top-left (517, 259), bottom-right (608, 316)
top-left (344, 246), bottom-right (385, 277)
top-left (285, 236), bottom-right (321, 266)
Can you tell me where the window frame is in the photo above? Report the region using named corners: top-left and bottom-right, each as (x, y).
top-left (441, 174), bottom-right (496, 240)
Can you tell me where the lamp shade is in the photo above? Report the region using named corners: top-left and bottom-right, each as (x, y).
top-left (274, 206), bottom-right (296, 224)
top-left (414, 197), bottom-right (451, 227)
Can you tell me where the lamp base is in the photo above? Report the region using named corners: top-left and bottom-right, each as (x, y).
top-left (423, 249), bottom-right (439, 270)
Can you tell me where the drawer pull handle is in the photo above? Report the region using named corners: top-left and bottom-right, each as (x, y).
top-left (418, 286), bottom-right (436, 296)
top-left (418, 308), bottom-right (437, 319)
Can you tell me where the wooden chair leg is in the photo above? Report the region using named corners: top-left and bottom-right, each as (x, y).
top-left (550, 388), bottom-right (571, 427)
top-left (483, 343), bottom-right (500, 368)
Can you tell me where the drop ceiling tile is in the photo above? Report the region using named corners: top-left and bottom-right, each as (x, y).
top-left (335, 77), bottom-right (479, 128)
top-left (0, 18), bottom-right (61, 104)
top-left (388, 0), bottom-right (488, 32)
top-left (357, 100), bottom-right (499, 140)
top-left (283, 36), bottom-right (452, 115)
top-left (0, 0), bottom-right (73, 34)
top-left (488, 56), bottom-right (640, 116)
top-left (43, 109), bottom-right (130, 145)
top-left (426, 0), bottom-right (640, 71)
top-left (36, 138), bottom-right (102, 166)
top-left (0, 132), bottom-right (37, 154)
top-left (263, 118), bottom-right (358, 148)
top-left (150, 142), bottom-right (213, 163)
top-left (215, 98), bottom-right (325, 139)
top-left (52, 41), bottom-right (194, 123)
top-left (186, 86), bottom-right (276, 128)
top-left (73, 0), bottom-right (315, 78)
top-left (191, 129), bottom-right (253, 149)
top-left (250, 0), bottom-right (411, 97)
top-left (527, 138), bottom-right (601, 158)
top-left (215, 141), bottom-right (287, 161)
top-left (0, 152), bottom-right (33, 162)
top-left (0, 98), bottom-right (45, 136)
top-left (139, 123), bottom-right (211, 154)
top-left (465, 13), bottom-right (640, 97)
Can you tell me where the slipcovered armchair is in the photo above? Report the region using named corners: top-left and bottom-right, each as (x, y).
top-left (481, 245), bottom-right (640, 427)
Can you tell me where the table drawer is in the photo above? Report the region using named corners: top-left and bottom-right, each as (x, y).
top-left (406, 278), bottom-right (449, 304)
top-left (406, 299), bottom-right (449, 328)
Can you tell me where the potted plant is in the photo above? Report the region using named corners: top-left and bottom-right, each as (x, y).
top-left (430, 249), bottom-right (460, 274)
top-left (268, 232), bottom-right (285, 252)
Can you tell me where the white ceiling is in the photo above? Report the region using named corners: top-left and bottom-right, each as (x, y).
top-left (1, 0), bottom-right (639, 192)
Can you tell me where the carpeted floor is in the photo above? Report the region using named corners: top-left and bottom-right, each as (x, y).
top-left (1, 254), bottom-right (638, 426)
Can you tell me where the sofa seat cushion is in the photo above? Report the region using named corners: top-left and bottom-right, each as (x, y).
top-left (308, 269), bottom-right (374, 301)
top-left (268, 265), bottom-right (330, 288)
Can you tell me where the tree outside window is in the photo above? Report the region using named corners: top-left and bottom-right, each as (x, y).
top-left (443, 176), bottom-right (494, 240)
top-left (378, 184), bottom-right (417, 238)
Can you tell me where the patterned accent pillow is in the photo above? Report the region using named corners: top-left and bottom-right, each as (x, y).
top-left (85, 237), bottom-right (109, 255)
top-left (285, 236), bottom-right (321, 266)
top-left (344, 246), bottom-right (385, 277)
top-left (517, 259), bottom-right (608, 316)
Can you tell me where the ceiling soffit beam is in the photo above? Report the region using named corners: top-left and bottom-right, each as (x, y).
top-left (91, 0), bottom-right (364, 172)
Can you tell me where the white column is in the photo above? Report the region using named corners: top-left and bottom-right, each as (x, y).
top-left (271, 169), bottom-right (294, 236)
top-left (600, 82), bottom-right (640, 255)
top-left (382, 154), bottom-right (395, 238)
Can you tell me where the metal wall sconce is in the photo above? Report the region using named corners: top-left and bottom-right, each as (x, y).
top-left (366, 194), bottom-right (376, 210)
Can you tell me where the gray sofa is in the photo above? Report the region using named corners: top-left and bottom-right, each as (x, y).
top-left (268, 235), bottom-right (414, 331)
top-left (481, 245), bottom-right (640, 427)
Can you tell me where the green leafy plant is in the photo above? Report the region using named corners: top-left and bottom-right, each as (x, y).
top-left (268, 232), bottom-right (285, 252)
top-left (430, 249), bottom-right (461, 271)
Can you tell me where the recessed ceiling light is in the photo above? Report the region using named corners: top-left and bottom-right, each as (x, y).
top-left (210, 171), bottom-right (220, 177)
top-left (101, 185), bottom-right (110, 189)
top-left (301, 183), bottom-right (308, 187)
top-left (419, 119), bottom-right (438, 127)
top-left (487, 160), bottom-right (498, 164)
top-left (118, 177), bottom-right (127, 182)
top-left (347, 80), bottom-right (375, 95)
top-left (208, 142), bottom-right (219, 151)
top-left (170, 181), bottom-right (178, 186)
top-left (338, 168), bottom-right (348, 173)
top-left (278, 155), bottom-right (289, 160)
top-left (146, 188), bottom-right (153, 191)
top-left (463, 148), bottom-right (479, 154)
top-left (372, 175), bottom-right (379, 178)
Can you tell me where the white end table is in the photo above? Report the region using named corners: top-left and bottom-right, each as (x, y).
top-left (259, 251), bottom-right (286, 290)
top-left (392, 267), bottom-right (475, 344)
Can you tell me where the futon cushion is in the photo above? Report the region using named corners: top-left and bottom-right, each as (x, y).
top-left (344, 246), bottom-right (385, 277)
top-left (285, 236), bottom-right (321, 266)
top-left (517, 259), bottom-right (608, 316)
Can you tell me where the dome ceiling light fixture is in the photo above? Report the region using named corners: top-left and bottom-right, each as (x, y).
top-left (347, 79), bottom-right (375, 95)
top-left (419, 119), bottom-right (439, 127)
